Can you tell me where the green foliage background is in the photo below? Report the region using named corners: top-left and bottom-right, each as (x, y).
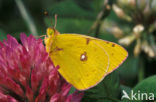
top-left (0, 0), bottom-right (156, 102)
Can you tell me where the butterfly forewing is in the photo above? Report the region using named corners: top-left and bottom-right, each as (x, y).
top-left (48, 34), bottom-right (128, 90)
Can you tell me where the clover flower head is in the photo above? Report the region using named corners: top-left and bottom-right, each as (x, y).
top-left (0, 34), bottom-right (83, 102)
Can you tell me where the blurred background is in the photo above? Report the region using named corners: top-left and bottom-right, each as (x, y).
top-left (1, 0), bottom-right (156, 102)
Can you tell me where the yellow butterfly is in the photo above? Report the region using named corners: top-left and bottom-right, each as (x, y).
top-left (44, 27), bottom-right (128, 91)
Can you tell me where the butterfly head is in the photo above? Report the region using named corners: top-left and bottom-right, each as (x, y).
top-left (47, 27), bottom-right (60, 36)
top-left (44, 27), bottom-right (60, 53)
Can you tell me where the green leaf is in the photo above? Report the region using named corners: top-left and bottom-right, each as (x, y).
top-left (82, 71), bottom-right (120, 102)
top-left (120, 85), bottom-right (131, 95)
top-left (69, 86), bottom-right (76, 94)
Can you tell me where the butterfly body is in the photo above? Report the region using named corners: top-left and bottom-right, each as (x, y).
top-left (45, 28), bottom-right (128, 90)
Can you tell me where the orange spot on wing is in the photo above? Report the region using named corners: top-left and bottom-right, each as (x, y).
top-left (55, 47), bottom-right (63, 51)
top-left (86, 38), bottom-right (91, 45)
top-left (112, 44), bottom-right (115, 47)
top-left (50, 47), bottom-right (63, 54)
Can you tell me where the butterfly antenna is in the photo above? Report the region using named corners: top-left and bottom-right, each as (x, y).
top-left (54, 14), bottom-right (58, 29)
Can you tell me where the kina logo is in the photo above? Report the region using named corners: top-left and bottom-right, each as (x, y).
top-left (121, 90), bottom-right (154, 101)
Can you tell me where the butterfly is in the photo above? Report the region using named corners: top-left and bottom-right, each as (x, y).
top-left (44, 27), bottom-right (128, 91)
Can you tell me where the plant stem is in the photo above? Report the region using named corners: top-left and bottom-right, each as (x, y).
top-left (138, 56), bottom-right (145, 82)
top-left (89, 0), bottom-right (114, 38)
top-left (15, 0), bottom-right (38, 36)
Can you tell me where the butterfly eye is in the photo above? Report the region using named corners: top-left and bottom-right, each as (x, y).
top-left (47, 28), bottom-right (54, 36)
top-left (80, 52), bottom-right (88, 61)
